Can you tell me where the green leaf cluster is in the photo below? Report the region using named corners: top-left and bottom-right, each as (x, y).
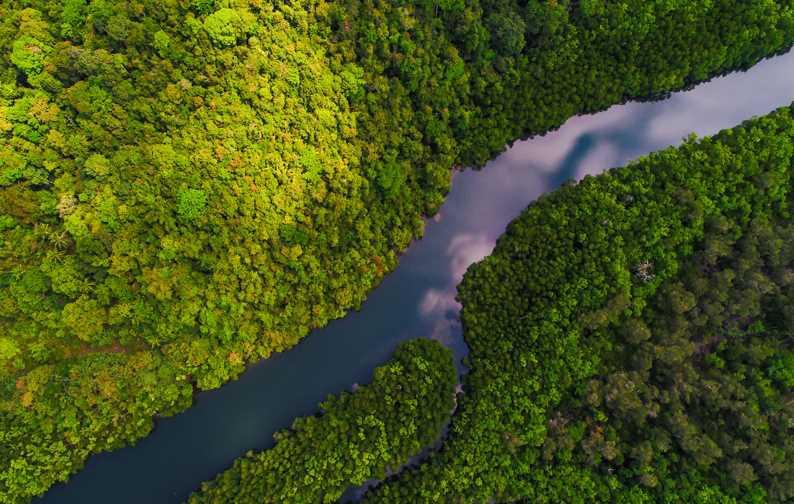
top-left (1, 0), bottom-right (794, 500)
top-left (363, 105), bottom-right (794, 502)
top-left (0, 352), bottom-right (191, 503)
top-left (185, 338), bottom-right (456, 504)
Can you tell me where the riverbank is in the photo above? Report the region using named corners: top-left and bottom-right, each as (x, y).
top-left (35, 49), bottom-right (794, 504)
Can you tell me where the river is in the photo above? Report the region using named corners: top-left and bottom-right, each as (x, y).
top-left (38, 50), bottom-right (794, 503)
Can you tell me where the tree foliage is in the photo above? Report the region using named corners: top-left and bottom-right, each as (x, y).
top-left (2, 0), bottom-right (794, 501)
top-left (363, 105), bottom-right (794, 502)
top-left (185, 338), bottom-right (456, 504)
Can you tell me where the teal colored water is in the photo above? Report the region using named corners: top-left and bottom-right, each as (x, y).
top-left (38, 50), bottom-right (794, 503)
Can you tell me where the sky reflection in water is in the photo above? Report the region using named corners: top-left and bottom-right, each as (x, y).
top-left (38, 50), bottom-right (794, 504)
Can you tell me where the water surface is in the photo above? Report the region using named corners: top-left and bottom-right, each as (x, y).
top-left (39, 51), bottom-right (794, 503)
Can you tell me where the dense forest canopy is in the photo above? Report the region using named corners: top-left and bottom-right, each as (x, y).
top-left (186, 338), bottom-right (456, 504)
top-left (364, 105), bottom-right (794, 502)
top-left (2, 0), bottom-right (794, 501)
top-left (535, 217), bottom-right (794, 502)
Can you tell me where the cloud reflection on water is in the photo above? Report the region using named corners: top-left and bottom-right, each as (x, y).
top-left (417, 234), bottom-right (494, 312)
top-left (419, 233), bottom-right (493, 347)
top-left (575, 141), bottom-right (620, 180)
top-left (648, 55), bottom-right (794, 144)
top-left (447, 233), bottom-right (495, 283)
top-left (501, 106), bottom-right (635, 173)
top-left (419, 288), bottom-right (459, 317)
top-left (39, 50), bottom-right (794, 504)
top-left (417, 50), bottom-right (794, 357)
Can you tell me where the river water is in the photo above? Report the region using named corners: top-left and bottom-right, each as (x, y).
top-left (38, 51), bottom-right (794, 503)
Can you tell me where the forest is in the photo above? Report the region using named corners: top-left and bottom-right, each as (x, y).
top-left (186, 338), bottom-right (456, 504)
top-left (2, 0), bottom-right (794, 501)
top-left (362, 105), bottom-right (794, 502)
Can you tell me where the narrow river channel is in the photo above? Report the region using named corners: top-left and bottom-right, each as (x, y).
top-left (38, 50), bottom-right (794, 504)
